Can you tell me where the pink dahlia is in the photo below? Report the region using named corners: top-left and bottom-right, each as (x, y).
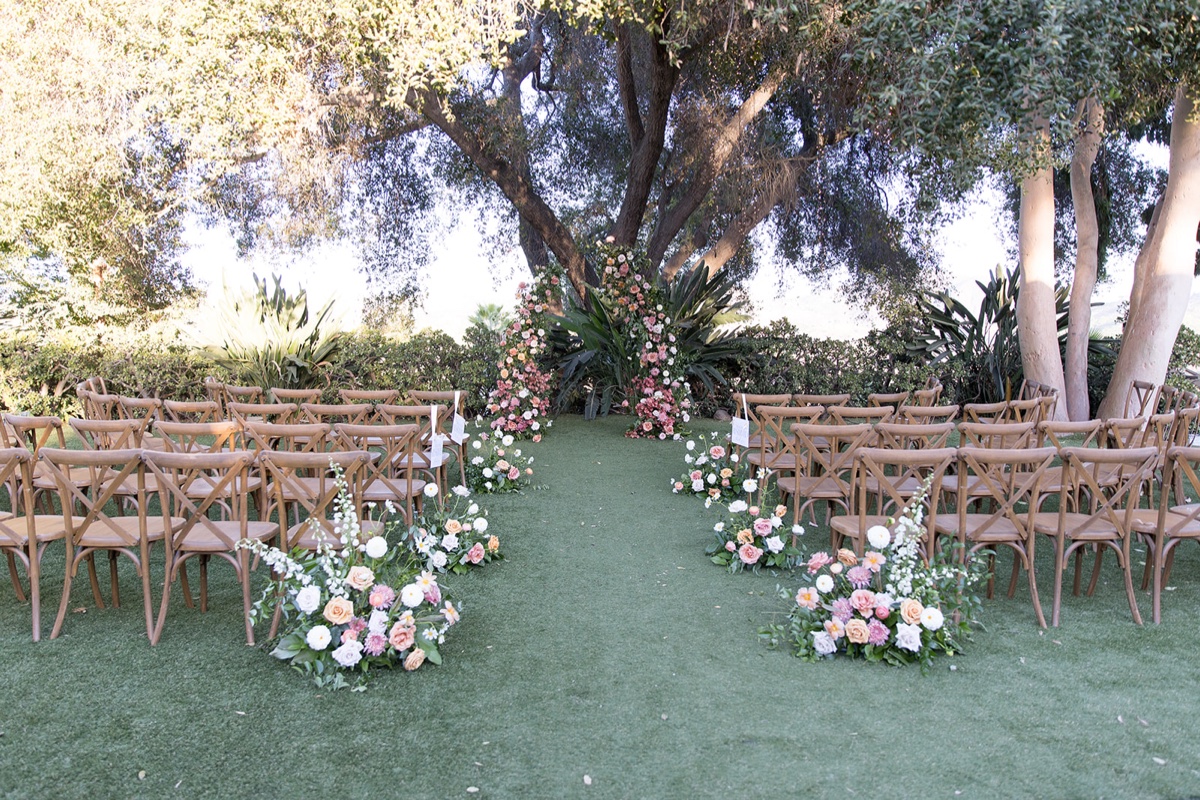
top-left (831, 597), bottom-right (854, 622)
top-left (866, 618), bottom-right (889, 646)
top-left (846, 565), bottom-right (873, 589)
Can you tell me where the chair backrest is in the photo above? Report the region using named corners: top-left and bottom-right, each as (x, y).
top-left (202, 377), bottom-right (225, 406)
top-left (162, 399), bottom-right (222, 424)
top-left (0, 448), bottom-right (35, 547)
top-left (1122, 379), bottom-right (1159, 418)
top-left (847, 446), bottom-right (956, 556)
top-left (753, 407), bottom-right (822, 473)
top-left (733, 393), bottom-right (793, 418)
top-left (38, 447), bottom-right (146, 546)
top-left (1058, 446), bottom-right (1158, 533)
top-left (957, 420), bottom-right (1036, 449)
top-left (867, 391), bottom-right (910, 408)
top-left (791, 422), bottom-right (875, 489)
top-left (1158, 385), bottom-right (1181, 414)
top-left (240, 421), bottom-right (331, 453)
top-left (257, 450), bottom-right (370, 548)
top-left (826, 406), bottom-right (893, 426)
top-left (338, 389), bottom-right (400, 406)
top-left (1003, 396), bottom-right (1043, 424)
top-left (1173, 405), bottom-right (1200, 448)
top-left (299, 403), bottom-right (372, 427)
top-left (1159, 446), bottom-right (1200, 540)
top-left (963, 401), bottom-right (1009, 424)
top-left (377, 404), bottom-right (447, 444)
top-left (873, 422), bottom-right (955, 450)
top-left (142, 450), bottom-right (256, 551)
top-left (1035, 389), bottom-right (1059, 423)
top-left (955, 446), bottom-right (1058, 545)
top-left (911, 377), bottom-right (943, 407)
top-left (269, 387), bottom-right (322, 405)
top-left (223, 385), bottom-right (265, 406)
top-left (1106, 413), bottom-right (1175, 451)
top-left (1017, 378), bottom-right (1042, 401)
top-left (408, 390), bottom-right (468, 416)
top-left (226, 401), bottom-right (297, 426)
top-left (793, 393), bottom-right (850, 407)
top-left (68, 417), bottom-right (147, 450)
top-left (332, 423), bottom-right (424, 522)
top-left (899, 405), bottom-right (960, 425)
top-left (2, 414), bottom-right (67, 454)
top-left (153, 420), bottom-right (241, 454)
top-left (77, 389), bottom-right (120, 421)
top-left (116, 396), bottom-right (163, 425)
top-left (1036, 419), bottom-right (1103, 450)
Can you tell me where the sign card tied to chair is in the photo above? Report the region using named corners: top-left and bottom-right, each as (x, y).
top-left (429, 433), bottom-right (446, 468)
top-left (451, 392), bottom-right (466, 444)
top-left (731, 417), bottom-right (750, 448)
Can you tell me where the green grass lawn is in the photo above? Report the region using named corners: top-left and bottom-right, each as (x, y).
top-left (2, 414), bottom-right (1198, 798)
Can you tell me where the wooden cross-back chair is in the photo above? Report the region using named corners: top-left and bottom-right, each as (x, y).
top-left (899, 405), bottom-right (960, 425)
top-left (732, 393), bottom-right (793, 454)
top-left (142, 449), bottom-right (275, 645)
top-left (1158, 385), bottom-right (1181, 415)
top-left (793, 393), bottom-right (850, 409)
top-left (910, 377), bottom-right (943, 407)
top-left (829, 446), bottom-right (956, 558)
top-left (2, 414), bottom-right (74, 513)
top-left (77, 389), bottom-right (120, 421)
top-left (240, 421), bottom-right (331, 454)
top-left (299, 403), bottom-right (372, 428)
top-left (1035, 446), bottom-right (1158, 626)
top-left (873, 422), bottom-right (955, 451)
top-left (826, 406), bottom-right (893, 426)
top-left (867, 391), bottom-right (910, 409)
top-left (333, 423), bottom-right (426, 525)
top-left (1139, 446), bottom-right (1200, 622)
top-left (162, 399), bottom-right (222, 425)
top-left (0, 448), bottom-right (68, 641)
top-left (225, 401), bottom-right (297, 427)
top-left (116, 396), bottom-right (166, 450)
top-left (942, 446), bottom-right (1059, 627)
top-left (784, 422), bottom-right (875, 528)
top-left (376, 404), bottom-right (451, 490)
top-left (38, 447), bottom-right (179, 640)
top-left (338, 389), bottom-right (400, 421)
top-left (269, 387), bottom-right (322, 405)
top-left (1003, 396), bottom-right (1043, 425)
top-left (963, 401), bottom-right (1009, 425)
top-left (1122, 379), bottom-right (1159, 418)
top-left (746, 406), bottom-right (823, 486)
top-left (222, 384), bottom-right (264, 407)
top-left (69, 417), bottom-right (149, 451)
top-left (153, 420), bottom-right (241, 455)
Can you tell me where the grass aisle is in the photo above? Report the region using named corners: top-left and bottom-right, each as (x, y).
top-left (1, 414), bottom-right (1199, 798)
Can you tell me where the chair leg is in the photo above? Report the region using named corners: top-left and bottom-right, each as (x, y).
top-left (240, 549), bottom-right (255, 646)
top-left (1085, 547), bottom-right (1105, 596)
top-left (179, 561), bottom-right (195, 608)
top-left (109, 551), bottom-right (121, 608)
top-left (140, 542), bottom-right (156, 641)
top-left (50, 548), bottom-right (79, 639)
top-left (199, 555), bottom-right (209, 613)
top-left (151, 559), bottom-right (174, 646)
top-left (86, 553), bottom-right (105, 608)
top-left (1119, 541), bottom-right (1143, 625)
top-left (7, 551), bottom-right (27, 602)
top-left (1052, 538), bottom-right (1068, 627)
top-left (1006, 552), bottom-right (1021, 598)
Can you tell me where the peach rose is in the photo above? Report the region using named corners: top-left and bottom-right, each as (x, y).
top-left (836, 548), bottom-right (858, 566)
top-left (845, 618), bottom-right (870, 644)
top-left (346, 566), bottom-right (375, 592)
top-left (487, 535), bottom-right (500, 552)
top-left (444, 519), bottom-right (463, 535)
top-left (404, 647), bottom-right (427, 671)
top-left (736, 529), bottom-right (754, 545)
top-left (388, 622), bottom-right (416, 651)
top-left (323, 597), bottom-right (354, 625)
top-left (900, 598), bottom-right (925, 625)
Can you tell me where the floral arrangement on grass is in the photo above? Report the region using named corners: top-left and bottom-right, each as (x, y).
top-left (239, 476), bottom-right (458, 690)
top-left (486, 265), bottom-right (561, 440)
top-left (761, 482), bottom-right (984, 669)
top-left (593, 242), bottom-right (692, 440)
top-left (672, 431), bottom-right (750, 505)
top-left (464, 429), bottom-right (535, 493)
top-left (706, 493), bottom-right (805, 573)
top-left (407, 483), bottom-right (502, 574)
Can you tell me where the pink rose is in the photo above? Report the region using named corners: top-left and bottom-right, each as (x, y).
top-left (341, 628), bottom-right (359, 644)
top-left (690, 470), bottom-right (703, 481)
top-left (850, 589), bottom-right (876, 615)
top-left (724, 540), bottom-right (736, 553)
top-left (388, 623), bottom-right (415, 651)
top-left (753, 518), bottom-right (773, 536)
top-left (807, 552), bottom-right (833, 574)
top-left (875, 605), bottom-right (890, 620)
top-left (508, 467), bottom-right (520, 480)
top-left (738, 543), bottom-right (763, 565)
top-left (466, 542), bottom-right (486, 564)
top-left (709, 445), bottom-right (726, 459)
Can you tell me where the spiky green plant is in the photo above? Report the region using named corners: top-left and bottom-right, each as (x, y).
top-left (207, 273), bottom-right (343, 390)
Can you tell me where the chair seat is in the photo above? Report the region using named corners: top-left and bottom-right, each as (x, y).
top-left (182, 474), bottom-right (263, 498)
top-left (749, 452), bottom-right (797, 471)
top-left (77, 516), bottom-right (179, 548)
top-left (1034, 512), bottom-right (1124, 541)
top-left (32, 465), bottom-right (92, 489)
top-left (0, 515), bottom-right (69, 546)
top-left (830, 514), bottom-right (891, 542)
top-left (789, 475), bottom-right (847, 499)
top-left (362, 478), bottom-right (427, 502)
top-left (175, 521), bottom-right (277, 553)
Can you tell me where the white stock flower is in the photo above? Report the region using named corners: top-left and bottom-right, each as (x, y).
top-left (423, 484), bottom-right (439, 498)
top-left (294, 585), bottom-right (321, 615)
top-left (400, 583), bottom-right (425, 608)
top-left (815, 575), bottom-right (834, 593)
top-left (305, 625), bottom-right (332, 651)
top-left (474, 517), bottom-right (488, 533)
top-left (866, 525), bottom-right (892, 550)
top-left (363, 536), bottom-right (388, 559)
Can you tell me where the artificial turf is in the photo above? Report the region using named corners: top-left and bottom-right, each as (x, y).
top-left (1, 414), bottom-right (1198, 798)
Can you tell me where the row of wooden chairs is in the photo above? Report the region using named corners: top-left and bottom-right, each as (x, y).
top-left (0, 439), bottom-right (408, 644)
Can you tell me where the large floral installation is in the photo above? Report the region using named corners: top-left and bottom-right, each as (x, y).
top-left (761, 482), bottom-right (985, 669)
top-left (486, 265), bottom-right (562, 440)
top-left (593, 242), bottom-right (692, 439)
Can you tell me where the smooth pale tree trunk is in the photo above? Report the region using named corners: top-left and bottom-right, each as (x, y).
top-left (1065, 97), bottom-right (1104, 421)
top-left (1100, 83), bottom-right (1200, 419)
top-left (1017, 119), bottom-right (1068, 419)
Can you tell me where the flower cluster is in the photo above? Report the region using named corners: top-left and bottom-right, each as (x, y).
top-left (594, 242), bottom-right (692, 440)
top-left (672, 431), bottom-right (750, 505)
top-left (463, 428), bottom-right (535, 493)
top-left (406, 483), bottom-right (502, 575)
top-left (239, 473), bottom-right (457, 690)
top-left (762, 483), bottom-right (984, 669)
top-left (706, 495), bottom-right (804, 573)
top-left (486, 265), bottom-right (561, 440)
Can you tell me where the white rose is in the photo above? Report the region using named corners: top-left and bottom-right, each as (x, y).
top-left (475, 517), bottom-right (488, 533)
top-left (294, 585), bottom-right (321, 615)
top-left (363, 536), bottom-right (388, 560)
top-left (707, 473), bottom-right (717, 485)
top-left (368, 609), bottom-right (389, 635)
top-left (423, 484), bottom-right (439, 498)
top-left (692, 480), bottom-right (704, 492)
top-left (531, 421), bottom-right (540, 430)
top-left (792, 524), bottom-right (805, 536)
top-left (483, 468), bottom-right (494, 478)
top-left (472, 440), bottom-right (482, 449)
top-left (729, 453), bottom-right (738, 462)
top-left (812, 631), bottom-right (837, 655)
top-left (400, 583), bottom-right (425, 608)
top-left (765, 536), bottom-right (784, 554)
top-left (729, 500), bottom-right (748, 514)
top-left (895, 622), bottom-right (922, 652)
top-left (331, 640), bottom-right (364, 668)
top-left (502, 435), bottom-right (514, 446)
top-left (743, 479), bottom-right (758, 493)
top-left (686, 440), bottom-right (695, 451)
top-left (866, 525), bottom-right (891, 550)
top-left (769, 515), bottom-right (782, 528)
top-left (921, 607), bottom-right (945, 631)
top-left (468, 503), bottom-right (479, 515)
top-left (305, 625), bottom-right (332, 651)
top-left (432, 550), bottom-right (448, 569)
top-left (441, 533), bottom-right (460, 550)
top-left (815, 575), bottom-right (834, 594)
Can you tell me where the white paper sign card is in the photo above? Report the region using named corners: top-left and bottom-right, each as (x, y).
top-left (731, 417), bottom-right (750, 448)
top-left (429, 433), bottom-right (445, 468)
top-left (451, 413), bottom-right (467, 444)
